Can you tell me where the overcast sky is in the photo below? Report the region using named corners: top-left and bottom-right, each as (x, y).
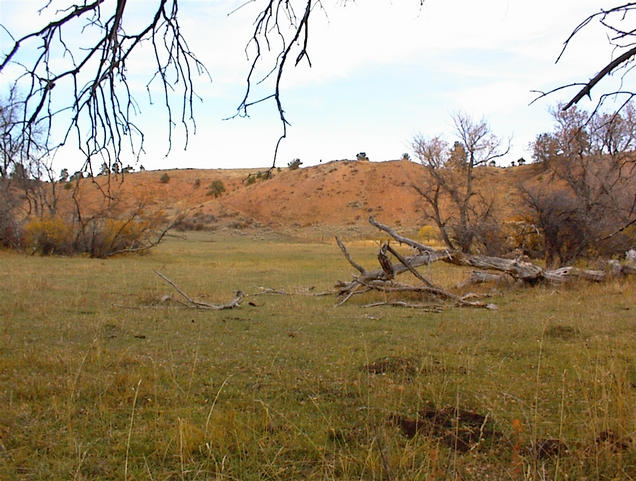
top-left (0, 0), bottom-right (621, 171)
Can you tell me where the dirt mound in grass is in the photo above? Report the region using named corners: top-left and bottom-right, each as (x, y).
top-left (391, 407), bottom-right (502, 452)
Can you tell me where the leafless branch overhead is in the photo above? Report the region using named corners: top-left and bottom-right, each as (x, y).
top-left (229, 0), bottom-right (318, 164)
top-left (0, 0), bottom-right (208, 172)
top-left (552, 3), bottom-right (636, 112)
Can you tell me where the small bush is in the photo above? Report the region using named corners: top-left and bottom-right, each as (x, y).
top-left (193, 178), bottom-right (201, 188)
top-left (245, 175), bottom-right (256, 185)
top-left (23, 216), bottom-right (73, 255)
top-left (244, 170), bottom-right (272, 185)
top-left (173, 213), bottom-right (217, 232)
top-left (503, 216), bottom-right (543, 258)
top-left (288, 158), bottom-right (302, 170)
top-left (159, 173), bottom-right (170, 184)
top-left (206, 180), bottom-right (226, 197)
top-left (86, 218), bottom-right (155, 257)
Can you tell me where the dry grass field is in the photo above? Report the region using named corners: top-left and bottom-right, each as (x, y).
top-left (1, 230), bottom-right (634, 480)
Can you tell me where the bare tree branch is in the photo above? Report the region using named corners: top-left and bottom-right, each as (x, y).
top-left (1, 1), bottom-right (209, 173)
top-left (154, 270), bottom-right (244, 310)
top-left (228, 0), bottom-right (317, 164)
top-left (335, 235), bottom-right (367, 274)
top-left (368, 216), bottom-right (440, 255)
top-left (361, 301), bottom-right (444, 311)
top-left (547, 3), bottom-right (636, 113)
top-left (563, 45), bottom-right (636, 110)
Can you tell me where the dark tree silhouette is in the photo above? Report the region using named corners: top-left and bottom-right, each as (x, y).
top-left (0, 0), bottom-right (207, 173)
top-left (534, 3), bottom-right (636, 115)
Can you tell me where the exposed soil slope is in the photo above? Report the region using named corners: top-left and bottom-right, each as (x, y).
top-left (60, 160), bottom-right (538, 238)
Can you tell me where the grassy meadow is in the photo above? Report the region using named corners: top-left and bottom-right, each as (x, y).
top-left (0, 231), bottom-right (634, 480)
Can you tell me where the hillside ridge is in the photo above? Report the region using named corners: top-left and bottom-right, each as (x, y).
top-left (61, 159), bottom-right (537, 238)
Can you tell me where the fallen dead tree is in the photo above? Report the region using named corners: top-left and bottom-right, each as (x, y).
top-left (154, 271), bottom-right (244, 310)
top-left (335, 234), bottom-right (496, 310)
top-left (334, 217), bottom-right (636, 310)
top-left (370, 217), bottom-right (635, 283)
top-left (254, 286), bottom-right (335, 296)
top-left (456, 270), bottom-right (514, 289)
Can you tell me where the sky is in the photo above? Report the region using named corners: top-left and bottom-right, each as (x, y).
top-left (0, 0), bottom-right (623, 171)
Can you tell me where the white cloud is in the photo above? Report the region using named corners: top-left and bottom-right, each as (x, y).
top-left (1, 0), bottom-right (626, 171)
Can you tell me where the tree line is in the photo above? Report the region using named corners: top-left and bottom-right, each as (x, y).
top-left (412, 106), bottom-right (635, 268)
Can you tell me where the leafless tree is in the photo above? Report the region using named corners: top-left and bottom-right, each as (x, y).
top-left (518, 185), bottom-right (589, 268)
top-left (0, 97), bottom-right (21, 246)
top-left (412, 113), bottom-right (509, 254)
top-left (0, 88), bottom-right (54, 246)
top-left (0, 0), bottom-right (210, 175)
top-left (589, 101), bottom-right (636, 155)
top-left (524, 103), bottom-right (636, 266)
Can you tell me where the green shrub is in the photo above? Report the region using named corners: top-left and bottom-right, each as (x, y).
top-left (288, 158), bottom-right (302, 170)
top-left (206, 180), bottom-right (226, 197)
top-left (193, 178), bottom-right (201, 188)
top-left (159, 173), bottom-right (170, 184)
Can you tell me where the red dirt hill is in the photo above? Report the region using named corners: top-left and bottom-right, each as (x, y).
top-left (60, 159), bottom-right (535, 239)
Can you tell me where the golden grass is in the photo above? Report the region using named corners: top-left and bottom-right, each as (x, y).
top-left (0, 232), bottom-right (634, 480)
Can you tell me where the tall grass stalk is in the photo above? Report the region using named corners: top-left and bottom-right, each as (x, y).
top-left (125, 379), bottom-right (141, 481)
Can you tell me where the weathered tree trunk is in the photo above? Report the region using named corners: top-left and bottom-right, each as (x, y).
top-left (442, 251), bottom-right (544, 282)
top-left (456, 270), bottom-right (514, 288)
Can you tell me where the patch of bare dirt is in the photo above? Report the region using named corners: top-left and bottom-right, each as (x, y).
top-left (391, 407), bottom-right (502, 452)
top-left (362, 356), bottom-right (419, 378)
top-left (544, 324), bottom-right (580, 340)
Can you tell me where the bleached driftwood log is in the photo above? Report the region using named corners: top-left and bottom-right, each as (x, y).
top-left (335, 231), bottom-right (495, 310)
top-left (456, 270), bottom-right (514, 289)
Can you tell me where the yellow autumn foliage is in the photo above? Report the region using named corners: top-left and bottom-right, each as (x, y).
top-left (23, 215), bottom-right (73, 255)
top-left (417, 224), bottom-right (440, 242)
